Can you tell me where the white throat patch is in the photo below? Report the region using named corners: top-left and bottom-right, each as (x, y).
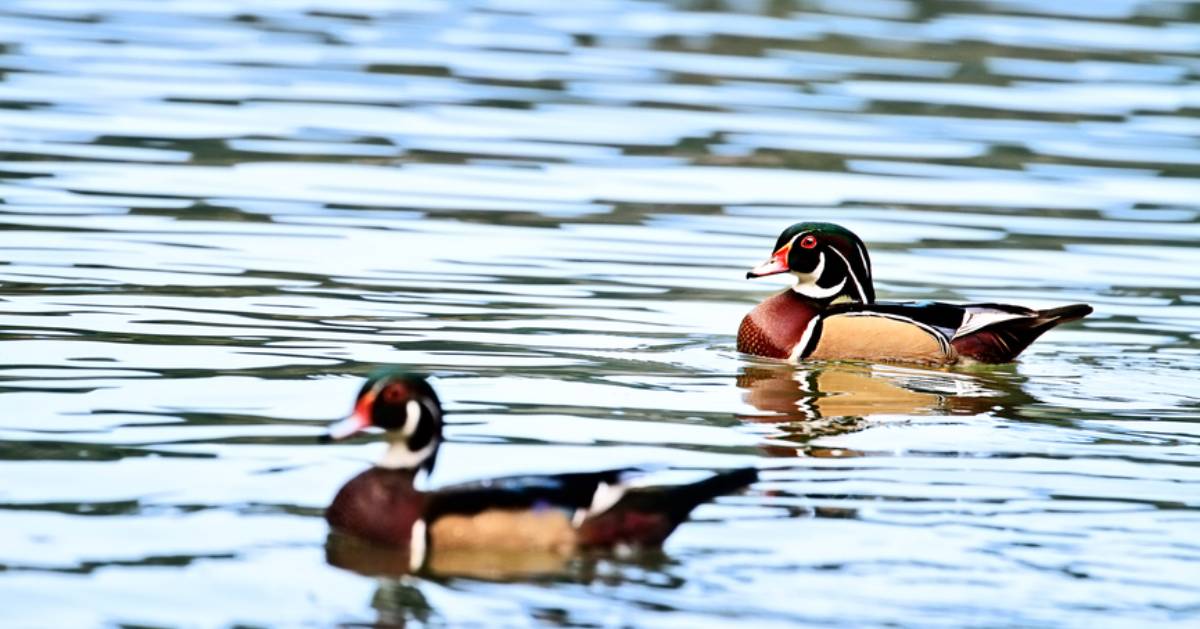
top-left (378, 437), bottom-right (436, 470)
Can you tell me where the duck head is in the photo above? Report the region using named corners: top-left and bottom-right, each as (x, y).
top-left (325, 371), bottom-right (443, 474)
top-left (746, 222), bottom-right (875, 304)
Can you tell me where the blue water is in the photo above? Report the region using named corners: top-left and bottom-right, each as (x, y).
top-left (0, 1), bottom-right (1198, 626)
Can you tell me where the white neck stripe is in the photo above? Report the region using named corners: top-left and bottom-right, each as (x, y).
top-left (788, 315), bottom-right (822, 362)
top-left (409, 519), bottom-right (427, 571)
top-left (856, 242), bottom-right (871, 279)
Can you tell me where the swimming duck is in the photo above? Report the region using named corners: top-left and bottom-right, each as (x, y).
top-left (738, 222), bottom-right (1092, 365)
top-left (323, 371), bottom-right (756, 572)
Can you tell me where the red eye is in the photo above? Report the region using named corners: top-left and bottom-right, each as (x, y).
top-left (381, 383), bottom-right (410, 403)
top-left (799, 235), bottom-right (818, 249)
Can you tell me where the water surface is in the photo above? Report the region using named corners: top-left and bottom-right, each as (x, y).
top-left (1, 0), bottom-right (1198, 626)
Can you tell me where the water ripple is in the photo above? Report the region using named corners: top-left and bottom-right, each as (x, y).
top-left (0, 0), bottom-right (1197, 627)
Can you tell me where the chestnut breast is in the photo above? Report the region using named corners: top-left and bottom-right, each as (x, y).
top-left (326, 467), bottom-right (426, 546)
top-left (738, 290), bottom-right (821, 359)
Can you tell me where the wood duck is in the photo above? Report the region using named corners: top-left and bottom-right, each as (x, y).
top-left (738, 222), bottom-right (1093, 365)
top-left (323, 371), bottom-right (757, 572)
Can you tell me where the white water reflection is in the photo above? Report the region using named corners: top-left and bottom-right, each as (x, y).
top-left (0, 0), bottom-right (1198, 627)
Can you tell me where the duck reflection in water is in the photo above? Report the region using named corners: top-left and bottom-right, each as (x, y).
top-left (737, 361), bottom-right (1029, 455)
top-left (351, 573), bottom-right (434, 629)
top-left (327, 536), bottom-right (676, 627)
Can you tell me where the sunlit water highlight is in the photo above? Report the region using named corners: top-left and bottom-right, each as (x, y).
top-left (0, 1), bottom-right (1198, 626)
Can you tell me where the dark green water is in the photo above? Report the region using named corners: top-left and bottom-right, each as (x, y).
top-left (0, 0), bottom-right (1198, 626)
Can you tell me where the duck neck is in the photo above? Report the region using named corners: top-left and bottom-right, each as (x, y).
top-left (781, 286), bottom-right (843, 309)
top-left (376, 436), bottom-right (436, 472)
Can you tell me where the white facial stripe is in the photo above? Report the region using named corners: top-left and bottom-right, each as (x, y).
top-left (409, 518), bottom-right (427, 572)
top-left (827, 246), bottom-right (868, 303)
top-left (856, 242), bottom-right (871, 279)
top-left (403, 399), bottom-right (421, 437)
top-left (788, 315), bottom-right (822, 362)
top-left (366, 379), bottom-right (387, 401)
top-left (792, 251), bottom-right (846, 299)
top-left (782, 233), bottom-right (802, 251)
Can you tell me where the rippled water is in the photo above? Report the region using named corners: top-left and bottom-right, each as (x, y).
top-left (1, 0), bottom-right (1199, 626)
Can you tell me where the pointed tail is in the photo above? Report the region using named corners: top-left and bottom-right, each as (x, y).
top-left (953, 303), bottom-right (1092, 363)
top-left (577, 468), bottom-right (757, 548)
top-left (661, 467), bottom-right (758, 520)
top-left (1034, 304), bottom-right (1093, 325)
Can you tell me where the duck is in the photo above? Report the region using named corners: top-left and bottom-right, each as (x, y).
top-left (738, 222), bottom-right (1092, 365)
top-left (322, 371), bottom-right (756, 573)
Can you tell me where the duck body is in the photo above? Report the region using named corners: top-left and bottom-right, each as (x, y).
top-left (322, 372), bottom-right (756, 573)
top-left (738, 289), bottom-right (1092, 366)
top-left (328, 466), bottom-right (755, 557)
top-left (740, 222), bottom-right (1092, 365)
